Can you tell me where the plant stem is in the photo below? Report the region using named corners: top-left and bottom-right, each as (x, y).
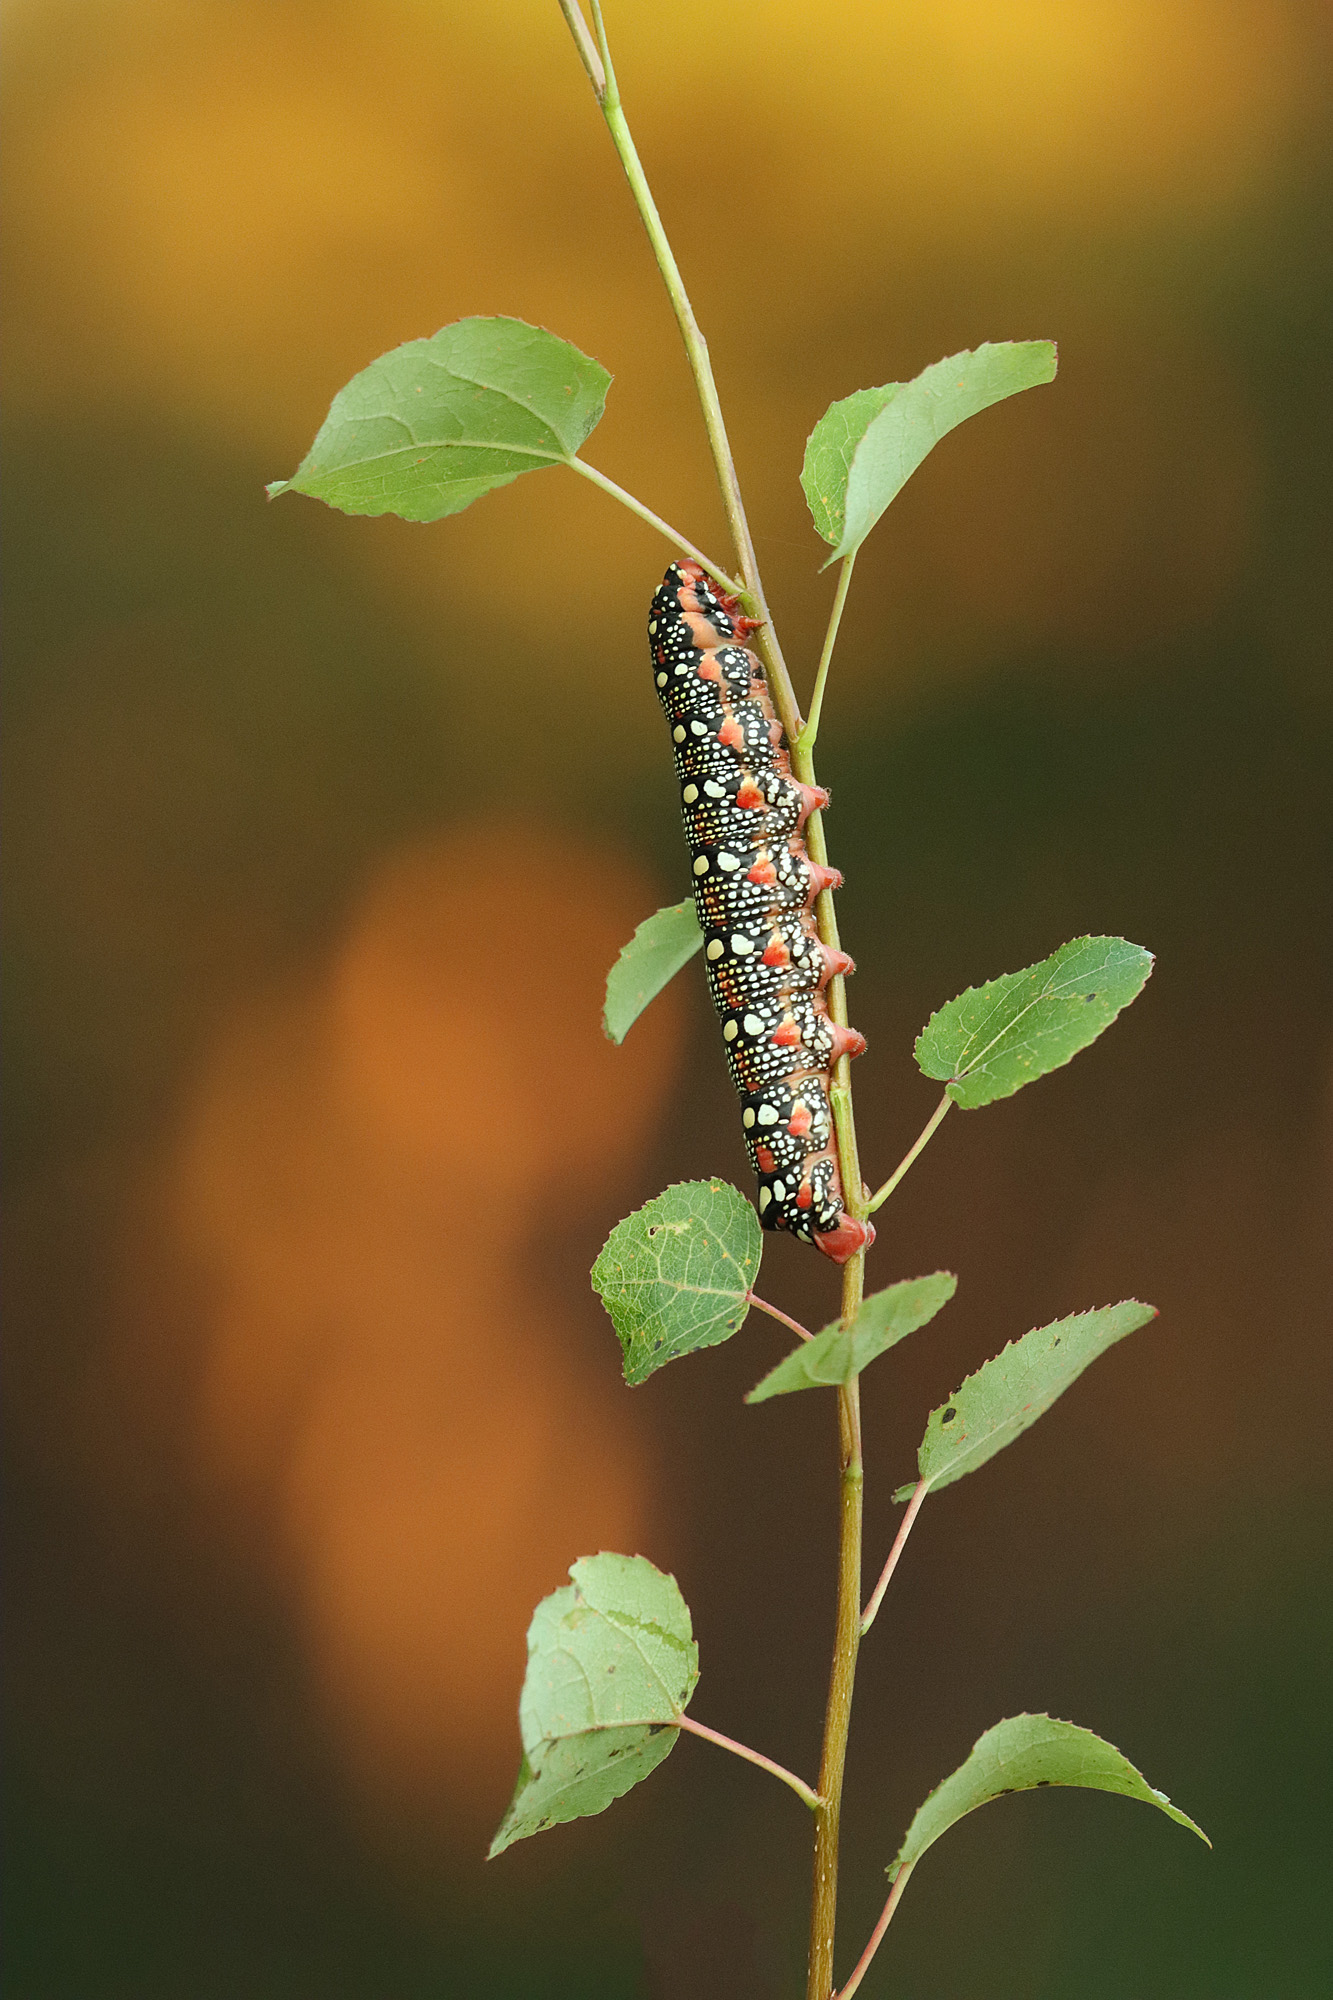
top-left (556, 0), bottom-right (605, 91)
top-left (676, 1715), bottom-right (821, 1811)
top-left (560, 9), bottom-right (872, 1989)
top-left (860, 1477), bottom-right (929, 1636)
top-left (578, 2), bottom-right (804, 744)
top-left (808, 1313), bottom-right (864, 1999)
top-left (833, 1863), bottom-right (916, 2000)
top-left (797, 555), bottom-right (857, 765)
top-left (565, 458), bottom-right (743, 593)
top-left (866, 1091), bottom-right (953, 1214)
top-left (746, 1292), bottom-right (815, 1343)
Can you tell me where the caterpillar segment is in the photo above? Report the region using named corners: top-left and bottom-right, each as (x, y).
top-left (648, 560), bottom-right (875, 1264)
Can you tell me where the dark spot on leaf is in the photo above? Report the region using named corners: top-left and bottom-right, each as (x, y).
top-left (941, 1407), bottom-right (957, 1424)
top-left (1036, 1779), bottom-right (1051, 1786)
top-left (1084, 992), bottom-right (1097, 1002)
top-left (654, 1338), bottom-right (663, 1350)
top-left (647, 1723), bottom-right (667, 1736)
top-left (647, 1225), bottom-right (659, 1236)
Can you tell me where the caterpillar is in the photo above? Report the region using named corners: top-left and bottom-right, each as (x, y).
top-left (649, 560), bottom-right (875, 1264)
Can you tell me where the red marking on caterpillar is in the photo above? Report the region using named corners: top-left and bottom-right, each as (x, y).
top-left (828, 1024), bottom-right (869, 1064)
top-left (807, 862), bottom-right (843, 897)
top-left (647, 560), bottom-right (874, 1263)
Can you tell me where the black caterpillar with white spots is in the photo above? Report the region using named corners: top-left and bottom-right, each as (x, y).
top-left (649, 561), bottom-right (874, 1264)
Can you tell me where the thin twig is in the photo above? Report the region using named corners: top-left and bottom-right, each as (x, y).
top-left (866, 1092), bottom-right (953, 1215)
top-left (566, 459), bottom-right (743, 593)
top-left (677, 1715), bottom-right (821, 1812)
top-left (746, 1292), bottom-right (815, 1343)
top-left (860, 1478), bottom-right (929, 1637)
top-left (833, 1862), bottom-right (916, 2000)
top-left (556, 0), bottom-right (605, 95)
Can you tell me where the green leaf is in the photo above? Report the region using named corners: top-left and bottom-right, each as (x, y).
top-left (489, 1552), bottom-right (698, 1857)
top-left (802, 341), bottom-right (1057, 563)
top-left (897, 1300), bottom-right (1156, 1501)
top-left (592, 1181), bottom-right (761, 1386)
top-left (915, 935), bottom-right (1153, 1109)
top-left (889, 1713), bottom-right (1209, 1882)
top-left (603, 900), bottom-right (704, 1044)
top-left (800, 385), bottom-right (899, 545)
top-left (267, 316), bottom-right (610, 521)
top-left (746, 1273), bottom-right (956, 1403)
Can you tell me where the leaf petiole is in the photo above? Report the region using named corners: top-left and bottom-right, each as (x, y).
top-left (746, 1291), bottom-right (814, 1343)
top-left (834, 1863), bottom-right (917, 2000)
top-left (566, 458), bottom-right (743, 594)
top-left (866, 1091), bottom-right (953, 1214)
top-left (860, 1477), bottom-right (929, 1635)
top-left (797, 552), bottom-right (857, 764)
top-left (677, 1715), bottom-right (821, 1811)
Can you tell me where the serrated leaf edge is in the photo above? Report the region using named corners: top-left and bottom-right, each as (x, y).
top-left (887, 1711), bottom-right (1210, 1881)
top-left (916, 936), bottom-right (1154, 1100)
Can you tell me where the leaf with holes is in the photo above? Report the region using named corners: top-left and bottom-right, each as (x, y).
top-left (267, 316), bottom-right (610, 520)
top-left (592, 1181), bottom-right (760, 1385)
top-left (802, 341), bottom-right (1057, 563)
top-left (891, 1301), bottom-right (1156, 1502)
top-left (489, 1553), bottom-right (698, 1857)
top-left (747, 1273), bottom-right (956, 1402)
top-left (603, 900), bottom-right (704, 1045)
top-left (889, 1712), bottom-right (1208, 1883)
top-left (915, 936), bottom-right (1153, 1109)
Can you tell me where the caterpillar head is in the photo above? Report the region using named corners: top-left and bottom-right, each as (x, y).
top-left (672, 561), bottom-right (764, 645)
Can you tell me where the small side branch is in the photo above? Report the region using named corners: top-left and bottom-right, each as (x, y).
top-left (556, 0), bottom-right (605, 95)
top-left (746, 1292), bottom-right (814, 1343)
top-left (834, 1862), bottom-right (917, 2000)
top-left (677, 1715), bottom-right (821, 1812)
top-left (566, 459), bottom-right (743, 594)
top-left (860, 1478), bottom-right (929, 1636)
top-left (866, 1092), bottom-right (953, 1215)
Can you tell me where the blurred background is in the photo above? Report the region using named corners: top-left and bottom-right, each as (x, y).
top-left (4, 0), bottom-right (1331, 1994)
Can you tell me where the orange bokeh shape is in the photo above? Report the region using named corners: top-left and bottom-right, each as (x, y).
top-left (165, 822), bottom-right (687, 1837)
